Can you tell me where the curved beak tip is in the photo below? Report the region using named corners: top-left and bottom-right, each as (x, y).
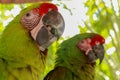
top-left (87, 44), bottom-right (105, 64)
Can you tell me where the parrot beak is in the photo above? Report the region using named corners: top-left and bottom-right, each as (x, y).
top-left (30, 10), bottom-right (65, 51)
top-left (77, 34), bottom-right (105, 64)
top-left (87, 44), bottom-right (105, 64)
top-left (87, 34), bottom-right (105, 64)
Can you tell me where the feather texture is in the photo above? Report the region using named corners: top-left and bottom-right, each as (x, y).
top-left (0, 4), bottom-right (47, 80)
top-left (44, 33), bottom-right (97, 80)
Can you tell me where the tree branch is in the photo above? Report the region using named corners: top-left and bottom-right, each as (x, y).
top-left (0, 0), bottom-right (49, 4)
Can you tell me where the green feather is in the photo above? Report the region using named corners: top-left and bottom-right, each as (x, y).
top-left (44, 33), bottom-right (97, 80)
top-left (0, 3), bottom-right (46, 80)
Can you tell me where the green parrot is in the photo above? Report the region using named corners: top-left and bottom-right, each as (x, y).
top-left (44, 33), bottom-right (105, 80)
top-left (0, 3), bottom-right (65, 80)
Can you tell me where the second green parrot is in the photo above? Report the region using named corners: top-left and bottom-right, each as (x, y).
top-left (0, 3), bottom-right (65, 80)
top-left (44, 33), bottom-right (105, 80)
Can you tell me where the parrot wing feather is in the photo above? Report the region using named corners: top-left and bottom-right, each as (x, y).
top-left (44, 66), bottom-right (73, 80)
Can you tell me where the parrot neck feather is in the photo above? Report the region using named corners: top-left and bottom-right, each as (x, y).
top-left (0, 4), bottom-right (49, 80)
top-left (0, 22), bottom-right (46, 79)
top-left (55, 33), bottom-right (96, 80)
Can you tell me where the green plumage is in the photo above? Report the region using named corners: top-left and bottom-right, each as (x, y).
top-left (44, 33), bottom-right (97, 80)
top-left (0, 4), bottom-right (46, 80)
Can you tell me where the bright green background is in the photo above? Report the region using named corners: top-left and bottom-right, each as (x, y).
top-left (0, 0), bottom-right (120, 80)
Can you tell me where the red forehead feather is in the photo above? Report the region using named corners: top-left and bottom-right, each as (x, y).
top-left (38, 3), bottom-right (58, 16)
top-left (90, 34), bottom-right (105, 46)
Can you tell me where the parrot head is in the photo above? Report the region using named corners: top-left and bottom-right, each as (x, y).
top-left (77, 33), bottom-right (105, 64)
top-left (20, 3), bottom-right (65, 51)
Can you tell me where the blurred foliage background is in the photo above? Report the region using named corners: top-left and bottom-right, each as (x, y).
top-left (0, 0), bottom-right (120, 80)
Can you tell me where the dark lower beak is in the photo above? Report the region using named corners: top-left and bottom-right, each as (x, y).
top-left (87, 44), bottom-right (105, 64)
top-left (36, 26), bottom-right (49, 47)
top-left (36, 26), bottom-right (59, 51)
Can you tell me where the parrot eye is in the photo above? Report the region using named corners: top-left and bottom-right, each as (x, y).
top-left (21, 10), bottom-right (40, 30)
top-left (24, 11), bottom-right (34, 19)
top-left (80, 40), bottom-right (85, 44)
top-left (26, 13), bottom-right (31, 17)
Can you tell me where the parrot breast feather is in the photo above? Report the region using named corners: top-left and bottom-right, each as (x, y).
top-left (44, 33), bottom-right (101, 80)
top-left (0, 4), bottom-right (47, 80)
